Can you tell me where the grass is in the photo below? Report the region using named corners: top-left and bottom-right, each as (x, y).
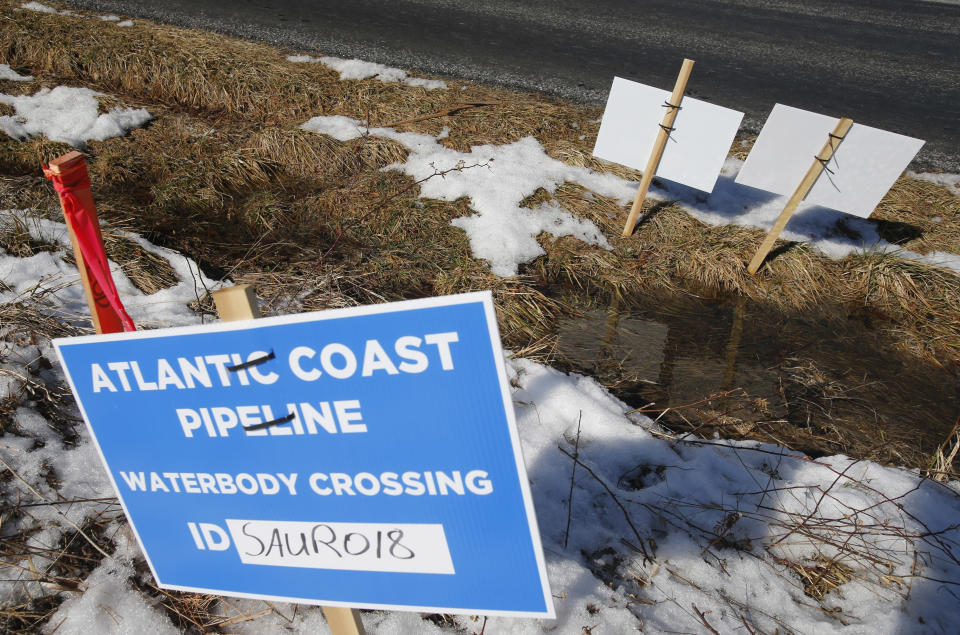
top-left (0, 2), bottom-right (958, 628)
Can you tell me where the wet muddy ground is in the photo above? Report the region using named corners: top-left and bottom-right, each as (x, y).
top-left (555, 290), bottom-right (959, 470)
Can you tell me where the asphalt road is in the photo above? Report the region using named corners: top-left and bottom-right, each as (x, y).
top-left (66, 0), bottom-right (960, 170)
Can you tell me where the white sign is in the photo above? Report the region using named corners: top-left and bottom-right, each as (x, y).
top-left (735, 104), bottom-right (924, 218)
top-left (593, 76), bottom-right (744, 193)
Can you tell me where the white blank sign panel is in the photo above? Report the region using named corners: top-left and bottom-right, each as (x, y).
top-left (593, 76), bottom-right (744, 193)
top-left (735, 104), bottom-right (924, 218)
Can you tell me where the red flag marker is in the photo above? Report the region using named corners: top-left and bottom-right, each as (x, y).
top-left (43, 151), bottom-right (135, 334)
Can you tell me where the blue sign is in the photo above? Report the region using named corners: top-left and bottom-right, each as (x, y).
top-left (54, 292), bottom-right (554, 617)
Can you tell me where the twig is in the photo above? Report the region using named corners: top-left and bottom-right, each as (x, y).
top-left (557, 446), bottom-right (652, 562)
top-left (625, 389), bottom-right (740, 415)
top-left (0, 496), bottom-right (118, 512)
top-left (773, 461), bottom-right (860, 545)
top-left (212, 608), bottom-right (272, 627)
top-left (926, 415), bottom-right (960, 482)
top-left (692, 603), bottom-right (720, 634)
top-left (564, 411), bottom-right (582, 549)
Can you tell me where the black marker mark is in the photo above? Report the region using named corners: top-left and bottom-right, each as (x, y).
top-left (227, 350), bottom-right (275, 372)
top-left (244, 412), bottom-right (295, 432)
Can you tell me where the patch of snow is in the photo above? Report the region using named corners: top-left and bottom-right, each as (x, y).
top-left (43, 531), bottom-right (179, 635)
top-left (21, 1), bottom-right (59, 13)
top-left (287, 54), bottom-right (447, 90)
top-left (0, 86), bottom-right (152, 147)
top-left (20, 1), bottom-right (76, 15)
top-left (452, 200), bottom-right (611, 276)
top-left (0, 64), bottom-right (34, 82)
top-left (908, 170), bottom-right (960, 195)
top-left (487, 357), bottom-right (960, 633)
top-left (18, 4), bottom-right (133, 26)
top-left (301, 115), bottom-right (629, 275)
top-left (899, 249), bottom-right (960, 272)
top-left (0, 211), bottom-right (222, 327)
top-left (403, 77), bottom-right (447, 90)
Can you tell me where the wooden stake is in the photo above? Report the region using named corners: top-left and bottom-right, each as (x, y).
top-left (211, 285), bottom-right (366, 635)
top-left (622, 58), bottom-right (695, 237)
top-left (211, 284), bottom-right (261, 321)
top-left (746, 118), bottom-right (854, 274)
top-left (320, 607), bottom-right (366, 635)
top-left (47, 151), bottom-right (111, 334)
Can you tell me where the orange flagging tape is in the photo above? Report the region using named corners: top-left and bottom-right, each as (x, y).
top-left (43, 157), bottom-right (135, 333)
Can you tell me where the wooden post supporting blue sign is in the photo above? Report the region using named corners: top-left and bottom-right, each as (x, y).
top-left (54, 291), bottom-right (554, 620)
top-left (212, 285), bottom-right (365, 635)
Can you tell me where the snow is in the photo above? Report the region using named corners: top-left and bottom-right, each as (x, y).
top-left (908, 170), bottom-right (960, 195)
top-left (287, 55), bottom-right (447, 90)
top-left (0, 64), bottom-right (34, 82)
top-left (19, 2), bottom-right (135, 26)
top-left (20, 1), bottom-right (73, 14)
top-left (44, 531), bottom-right (180, 635)
top-left (0, 86), bottom-right (152, 147)
top-left (301, 115), bottom-right (960, 277)
top-left (0, 211), bottom-right (221, 327)
top-left (301, 116), bottom-right (627, 276)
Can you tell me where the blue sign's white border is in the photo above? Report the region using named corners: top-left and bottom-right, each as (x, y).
top-left (54, 291), bottom-right (555, 618)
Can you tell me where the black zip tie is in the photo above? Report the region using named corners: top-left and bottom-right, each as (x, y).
top-left (813, 128), bottom-right (847, 192)
top-left (659, 123), bottom-right (676, 133)
top-left (817, 152), bottom-right (841, 191)
top-left (662, 100), bottom-right (682, 111)
top-left (245, 413), bottom-right (296, 432)
top-left (227, 350), bottom-right (275, 372)
top-left (815, 156), bottom-right (836, 175)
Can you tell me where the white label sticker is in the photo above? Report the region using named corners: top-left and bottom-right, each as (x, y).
top-left (226, 519), bottom-right (455, 574)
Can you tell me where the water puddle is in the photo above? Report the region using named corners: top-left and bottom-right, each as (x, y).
top-left (555, 291), bottom-right (959, 468)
